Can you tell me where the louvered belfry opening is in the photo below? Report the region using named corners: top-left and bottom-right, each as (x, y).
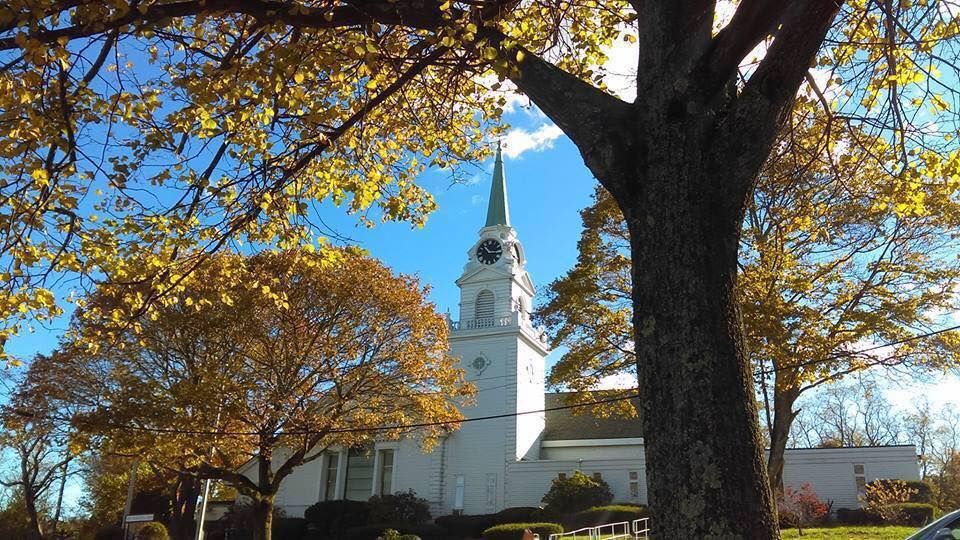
top-left (475, 289), bottom-right (495, 325)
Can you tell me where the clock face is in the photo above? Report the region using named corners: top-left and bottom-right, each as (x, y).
top-left (476, 239), bottom-right (503, 265)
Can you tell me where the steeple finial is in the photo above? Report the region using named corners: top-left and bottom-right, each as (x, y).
top-left (484, 141), bottom-right (511, 227)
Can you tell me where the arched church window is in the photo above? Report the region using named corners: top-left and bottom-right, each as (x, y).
top-left (475, 289), bottom-right (495, 320)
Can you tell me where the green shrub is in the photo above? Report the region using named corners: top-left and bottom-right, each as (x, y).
top-left (494, 507), bottom-right (542, 523)
top-left (135, 522), bottom-right (169, 540)
top-left (435, 514), bottom-right (497, 537)
top-left (541, 471), bottom-right (613, 515)
top-left (890, 502), bottom-right (936, 525)
top-left (563, 505), bottom-right (648, 531)
top-left (482, 523), bottom-right (563, 540)
top-left (368, 491), bottom-right (431, 525)
top-left (344, 522), bottom-right (450, 540)
top-left (271, 517), bottom-right (307, 539)
top-left (435, 507), bottom-right (544, 537)
top-left (304, 499), bottom-right (370, 536)
top-left (834, 507), bottom-right (878, 525)
top-left (867, 479), bottom-right (935, 504)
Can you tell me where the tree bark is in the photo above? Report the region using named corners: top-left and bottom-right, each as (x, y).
top-left (24, 486), bottom-right (44, 540)
top-left (251, 496), bottom-right (274, 540)
top-left (624, 132), bottom-right (779, 538)
top-left (170, 474), bottom-right (200, 540)
top-left (767, 386), bottom-right (800, 494)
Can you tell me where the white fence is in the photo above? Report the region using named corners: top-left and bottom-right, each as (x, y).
top-left (548, 518), bottom-right (650, 540)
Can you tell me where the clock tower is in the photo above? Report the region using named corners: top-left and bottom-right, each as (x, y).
top-left (442, 144), bottom-right (550, 513)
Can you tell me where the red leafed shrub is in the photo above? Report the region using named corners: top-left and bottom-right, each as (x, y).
top-left (778, 484), bottom-right (829, 534)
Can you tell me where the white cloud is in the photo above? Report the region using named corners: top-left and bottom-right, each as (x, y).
top-left (502, 123), bottom-right (564, 159)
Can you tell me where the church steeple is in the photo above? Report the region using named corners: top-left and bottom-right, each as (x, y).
top-left (484, 143), bottom-right (510, 227)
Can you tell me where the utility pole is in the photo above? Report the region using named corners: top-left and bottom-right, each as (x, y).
top-left (121, 457), bottom-right (140, 539)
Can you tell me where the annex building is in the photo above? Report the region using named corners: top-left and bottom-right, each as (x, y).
top-left (252, 148), bottom-right (920, 518)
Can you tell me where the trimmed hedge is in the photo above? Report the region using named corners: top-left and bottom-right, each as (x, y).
top-left (344, 522), bottom-right (452, 540)
top-left (835, 507), bottom-right (879, 525)
top-left (435, 507), bottom-right (543, 537)
top-left (304, 499), bottom-right (370, 536)
top-left (891, 503), bottom-right (936, 525)
top-left (368, 492), bottom-right (432, 525)
top-left (563, 505), bottom-right (648, 531)
top-left (272, 517), bottom-right (307, 539)
top-left (482, 523), bottom-right (563, 540)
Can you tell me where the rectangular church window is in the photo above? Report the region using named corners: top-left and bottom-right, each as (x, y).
top-left (629, 471), bottom-right (640, 499)
top-left (344, 448), bottom-right (375, 500)
top-left (377, 449), bottom-right (395, 495)
top-left (323, 453), bottom-right (339, 500)
top-left (486, 473), bottom-right (497, 510)
top-left (454, 475), bottom-right (465, 510)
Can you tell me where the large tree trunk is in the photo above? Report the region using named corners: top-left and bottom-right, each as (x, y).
top-left (768, 385), bottom-right (801, 494)
top-left (251, 496), bottom-right (274, 540)
top-left (24, 487), bottom-right (44, 540)
top-left (169, 474), bottom-right (199, 540)
top-left (625, 137), bottom-right (779, 538)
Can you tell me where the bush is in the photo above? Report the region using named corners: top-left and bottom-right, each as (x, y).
top-left (834, 507), bottom-right (876, 525)
top-left (136, 522), bottom-right (169, 540)
top-left (304, 500), bottom-right (370, 536)
top-left (368, 491), bottom-right (431, 525)
top-left (482, 523), bottom-right (563, 540)
top-left (94, 525), bottom-right (124, 540)
top-left (435, 507), bottom-right (544, 538)
top-left (563, 505), bottom-right (647, 531)
top-left (890, 503), bottom-right (936, 526)
top-left (863, 479), bottom-right (918, 523)
top-left (541, 471), bottom-right (613, 515)
top-left (435, 514), bottom-right (497, 538)
top-left (271, 517), bottom-right (307, 539)
top-left (777, 484), bottom-right (829, 532)
top-left (494, 507), bottom-right (542, 523)
top-left (834, 507), bottom-right (878, 525)
top-left (345, 522), bottom-right (451, 540)
top-left (904, 481), bottom-right (934, 503)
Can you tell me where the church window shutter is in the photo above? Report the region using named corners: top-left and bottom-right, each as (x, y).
top-left (475, 290), bottom-right (495, 320)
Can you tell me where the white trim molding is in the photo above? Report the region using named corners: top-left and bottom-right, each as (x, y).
top-left (541, 438), bottom-right (644, 448)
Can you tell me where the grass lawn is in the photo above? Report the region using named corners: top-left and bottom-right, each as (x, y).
top-left (779, 525), bottom-right (917, 539)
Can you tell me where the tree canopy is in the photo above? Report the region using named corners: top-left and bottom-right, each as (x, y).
top-left (31, 249), bottom-right (472, 540)
top-left (6, 1), bottom-right (960, 536)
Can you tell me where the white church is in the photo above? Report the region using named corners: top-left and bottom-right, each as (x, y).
top-left (251, 148), bottom-right (920, 518)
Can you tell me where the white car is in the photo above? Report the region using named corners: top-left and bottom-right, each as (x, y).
top-left (906, 509), bottom-right (960, 540)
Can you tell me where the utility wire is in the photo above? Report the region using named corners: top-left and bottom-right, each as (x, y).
top-left (753, 323), bottom-right (960, 376)
top-left (11, 324), bottom-right (959, 438)
top-left (10, 392), bottom-right (639, 438)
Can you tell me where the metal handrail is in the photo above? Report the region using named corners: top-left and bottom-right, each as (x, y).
top-left (632, 518), bottom-right (650, 539)
top-left (548, 520), bottom-right (634, 540)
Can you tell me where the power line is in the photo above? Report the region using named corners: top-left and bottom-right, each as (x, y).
top-left (10, 392), bottom-right (639, 438)
top-left (754, 323), bottom-right (960, 376)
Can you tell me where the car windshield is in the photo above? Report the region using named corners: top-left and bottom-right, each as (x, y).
top-left (905, 510), bottom-right (960, 540)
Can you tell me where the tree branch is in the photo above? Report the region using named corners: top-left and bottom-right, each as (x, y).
top-left (484, 30), bottom-right (636, 200)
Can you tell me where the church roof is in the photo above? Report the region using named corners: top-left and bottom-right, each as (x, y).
top-left (485, 143), bottom-right (511, 227)
top-left (542, 392), bottom-right (644, 441)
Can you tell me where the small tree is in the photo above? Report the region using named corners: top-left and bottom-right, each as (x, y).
top-left (862, 480), bottom-right (917, 524)
top-left (541, 472), bottom-right (612, 516)
top-left (66, 249), bottom-right (474, 540)
top-left (778, 484), bottom-right (828, 535)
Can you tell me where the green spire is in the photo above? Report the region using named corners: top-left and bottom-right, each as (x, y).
top-left (484, 142), bottom-right (511, 227)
